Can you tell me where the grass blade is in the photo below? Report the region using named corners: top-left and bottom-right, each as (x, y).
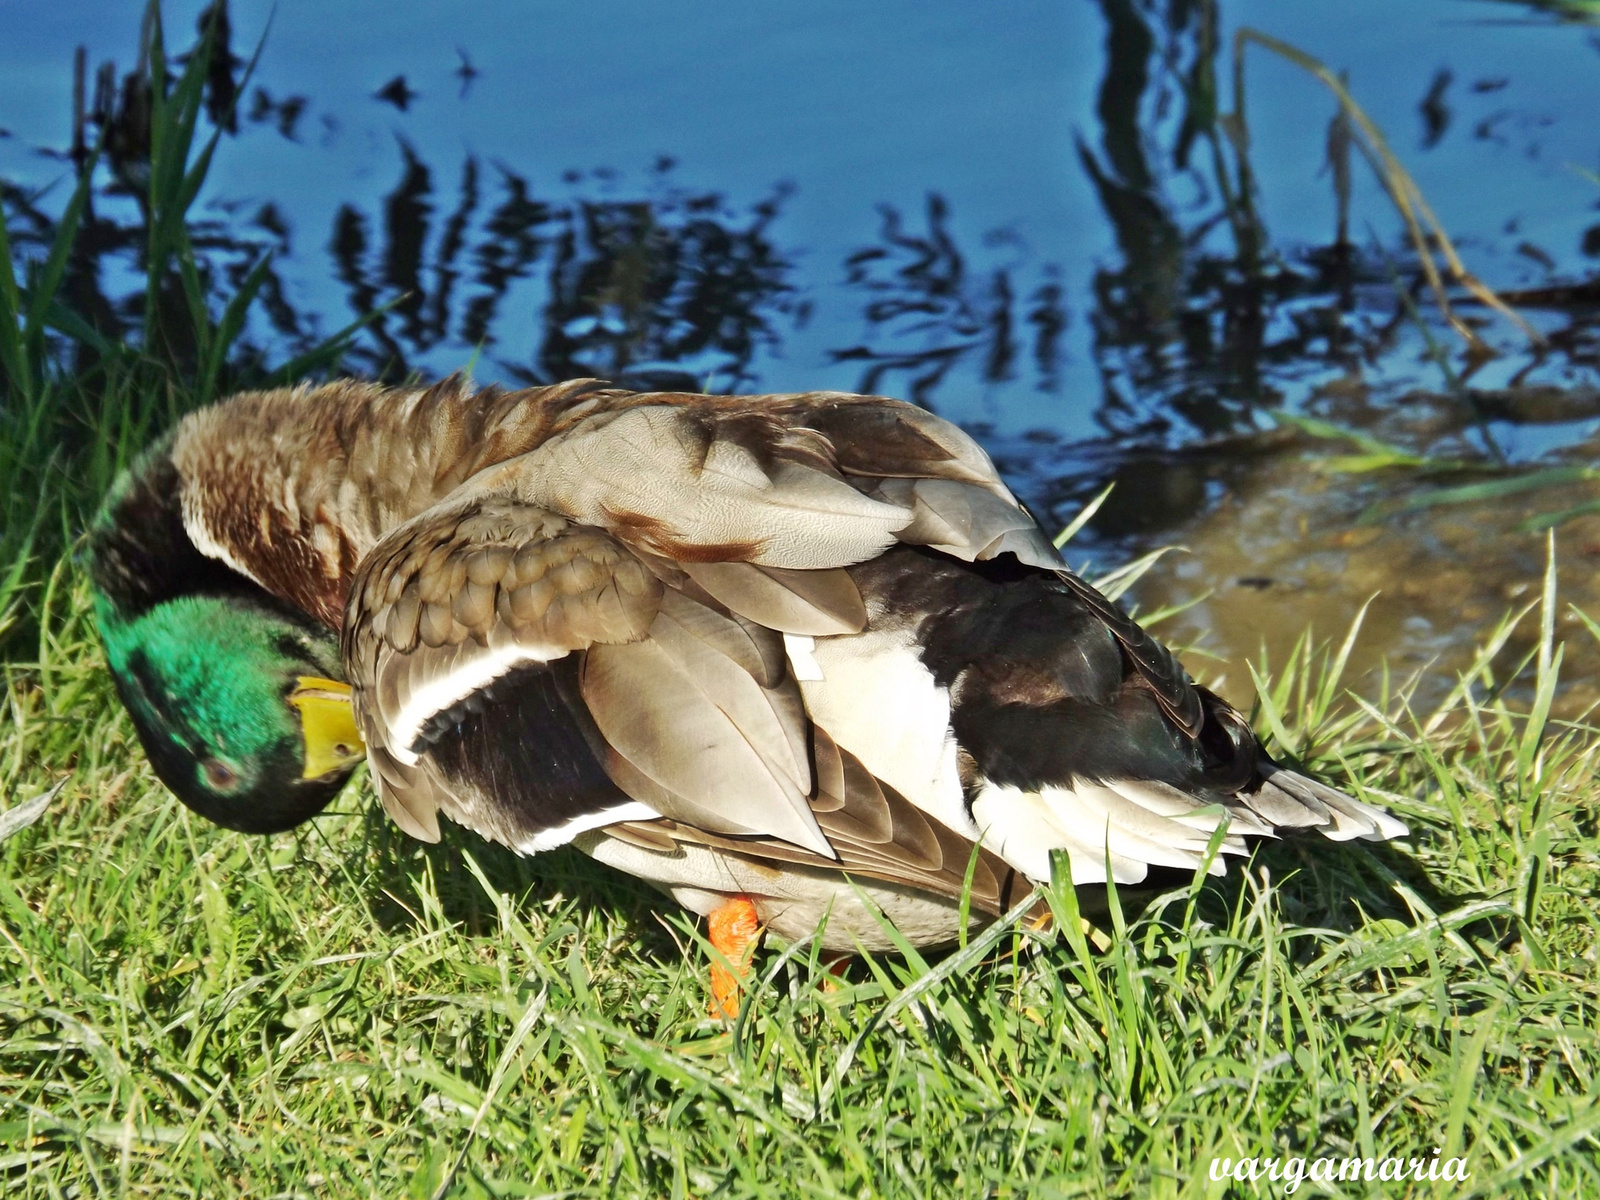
top-left (1053, 482), bottom-right (1114, 549)
top-left (0, 778), bottom-right (67, 842)
top-left (1519, 496), bottom-right (1600, 533)
top-left (24, 144), bottom-right (102, 347)
top-left (0, 191), bottom-right (32, 398)
top-left (1359, 466), bottom-right (1595, 524)
top-left (1092, 545), bottom-right (1183, 601)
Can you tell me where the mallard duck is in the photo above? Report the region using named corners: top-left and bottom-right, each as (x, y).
top-left (88, 377), bottom-right (1406, 1013)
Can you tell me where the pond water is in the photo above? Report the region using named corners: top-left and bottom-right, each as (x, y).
top-left (4, 0), bottom-right (1600, 710)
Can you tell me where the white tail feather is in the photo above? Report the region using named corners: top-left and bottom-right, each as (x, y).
top-left (1258, 766), bottom-right (1409, 842)
top-left (971, 766), bottom-right (1405, 887)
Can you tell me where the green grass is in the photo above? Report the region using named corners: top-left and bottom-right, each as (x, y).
top-left (3, 543), bottom-right (1600, 1197)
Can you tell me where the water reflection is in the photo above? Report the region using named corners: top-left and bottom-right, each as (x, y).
top-left (15, 24), bottom-right (810, 394)
top-left (326, 151), bottom-right (805, 390)
top-left (247, 89), bottom-right (308, 141)
top-left (8, 0), bottom-right (1600, 706)
top-left (831, 194), bottom-right (1069, 406)
top-left (1077, 0), bottom-right (1390, 444)
top-left (13, 6), bottom-right (1089, 408)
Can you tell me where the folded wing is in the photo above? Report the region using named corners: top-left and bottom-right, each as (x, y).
top-left (343, 496), bottom-right (842, 855)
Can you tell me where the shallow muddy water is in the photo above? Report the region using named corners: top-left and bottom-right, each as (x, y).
top-left (1122, 419), bottom-right (1600, 716)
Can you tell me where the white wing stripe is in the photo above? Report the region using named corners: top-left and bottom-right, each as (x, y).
top-left (783, 634), bottom-right (825, 681)
top-left (381, 640), bottom-right (572, 766)
top-left (514, 802), bottom-right (660, 854)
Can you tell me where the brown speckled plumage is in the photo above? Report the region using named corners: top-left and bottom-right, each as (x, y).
top-left (168, 376), bottom-right (612, 625)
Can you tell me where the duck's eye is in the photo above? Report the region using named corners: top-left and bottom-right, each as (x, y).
top-left (201, 757), bottom-right (241, 792)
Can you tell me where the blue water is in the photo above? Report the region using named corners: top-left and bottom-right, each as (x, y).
top-left (2, 0), bottom-right (1597, 444)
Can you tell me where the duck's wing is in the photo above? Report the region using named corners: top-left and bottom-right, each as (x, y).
top-left (341, 486), bottom-right (1031, 910)
top-left (343, 496), bottom-right (821, 852)
top-left (606, 727), bottom-right (1028, 920)
top-left (340, 392), bottom-right (1203, 854)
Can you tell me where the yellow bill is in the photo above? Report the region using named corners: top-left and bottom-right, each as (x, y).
top-left (288, 677), bottom-right (367, 780)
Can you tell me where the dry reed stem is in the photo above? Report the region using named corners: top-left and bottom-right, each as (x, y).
top-left (1232, 27), bottom-right (1546, 353)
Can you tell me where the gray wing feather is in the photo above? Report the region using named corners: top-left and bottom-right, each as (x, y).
top-left (580, 621), bottom-right (834, 858)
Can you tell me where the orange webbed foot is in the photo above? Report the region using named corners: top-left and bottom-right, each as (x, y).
top-left (707, 895), bottom-right (761, 1019)
top-left (820, 952), bottom-right (851, 993)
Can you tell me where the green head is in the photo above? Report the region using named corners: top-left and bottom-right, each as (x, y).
top-left (87, 441), bottom-right (365, 834)
top-left (96, 592), bottom-right (366, 833)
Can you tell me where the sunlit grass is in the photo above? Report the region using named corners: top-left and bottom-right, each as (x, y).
top-left (3, 546), bottom-right (1600, 1198)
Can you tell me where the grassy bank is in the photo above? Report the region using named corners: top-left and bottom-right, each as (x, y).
top-left (2, 546), bottom-right (1599, 1197)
